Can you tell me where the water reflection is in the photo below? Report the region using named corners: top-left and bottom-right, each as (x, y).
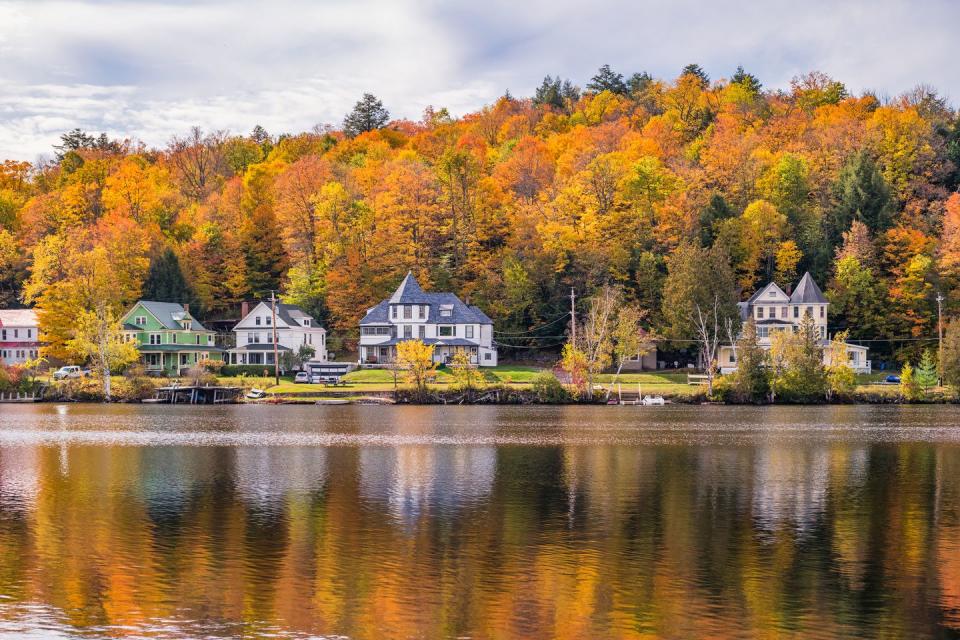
top-left (0, 404), bottom-right (958, 638)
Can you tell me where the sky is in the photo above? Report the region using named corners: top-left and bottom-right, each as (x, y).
top-left (0, 0), bottom-right (958, 161)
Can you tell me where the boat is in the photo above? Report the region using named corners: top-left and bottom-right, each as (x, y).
top-left (315, 399), bottom-right (351, 405)
top-left (245, 388), bottom-right (266, 400)
top-left (640, 395), bottom-right (665, 406)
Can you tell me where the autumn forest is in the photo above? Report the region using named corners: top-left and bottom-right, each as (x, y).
top-left (2, 64), bottom-right (960, 362)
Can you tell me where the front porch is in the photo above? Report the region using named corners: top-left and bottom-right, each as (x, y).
top-left (359, 343), bottom-right (481, 366)
top-left (141, 349), bottom-right (221, 375)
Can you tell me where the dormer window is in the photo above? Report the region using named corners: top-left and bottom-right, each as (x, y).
top-left (440, 304), bottom-right (453, 317)
top-left (303, 319), bottom-right (311, 327)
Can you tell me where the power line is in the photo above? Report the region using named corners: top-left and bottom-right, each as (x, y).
top-left (493, 314), bottom-right (569, 336)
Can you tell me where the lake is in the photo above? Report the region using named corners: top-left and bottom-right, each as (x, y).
top-left (0, 403), bottom-right (959, 639)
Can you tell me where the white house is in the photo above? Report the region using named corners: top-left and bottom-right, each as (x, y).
top-left (0, 309), bottom-right (40, 366)
top-left (718, 272), bottom-right (871, 374)
top-left (359, 272), bottom-right (498, 367)
top-left (228, 301), bottom-right (327, 367)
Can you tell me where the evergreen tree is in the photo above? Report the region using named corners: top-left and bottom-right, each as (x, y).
top-left (916, 349), bottom-right (938, 390)
top-left (681, 63), bottom-right (710, 87)
top-left (141, 247), bottom-right (199, 310)
top-left (533, 76), bottom-right (580, 109)
top-left (343, 93), bottom-right (390, 138)
top-left (661, 243), bottom-right (739, 343)
top-left (731, 319), bottom-right (770, 402)
top-left (826, 151), bottom-right (893, 248)
top-left (627, 71), bottom-right (653, 95)
top-left (699, 193), bottom-right (735, 246)
top-left (241, 208), bottom-right (288, 295)
top-left (586, 64), bottom-right (627, 95)
top-left (730, 65), bottom-right (762, 94)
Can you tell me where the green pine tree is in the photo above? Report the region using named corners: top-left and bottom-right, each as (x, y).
top-left (343, 93), bottom-right (390, 138)
top-left (915, 349), bottom-right (938, 390)
top-left (141, 247), bottom-right (199, 310)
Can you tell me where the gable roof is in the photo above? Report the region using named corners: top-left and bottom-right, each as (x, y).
top-left (361, 276), bottom-right (494, 326)
top-left (790, 272), bottom-right (828, 304)
top-left (746, 281), bottom-right (789, 305)
top-left (127, 301), bottom-right (209, 331)
top-left (0, 309), bottom-right (38, 327)
top-left (235, 301), bottom-right (322, 331)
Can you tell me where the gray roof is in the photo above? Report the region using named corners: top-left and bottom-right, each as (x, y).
top-left (790, 272), bottom-right (828, 304)
top-left (137, 301), bottom-right (209, 331)
top-left (361, 274), bottom-right (494, 326)
top-left (388, 272), bottom-right (429, 304)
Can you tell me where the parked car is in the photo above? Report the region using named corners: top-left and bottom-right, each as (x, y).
top-left (884, 374), bottom-right (901, 384)
top-left (310, 374), bottom-right (323, 384)
top-left (53, 366), bottom-right (90, 380)
top-left (294, 371), bottom-right (310, 384)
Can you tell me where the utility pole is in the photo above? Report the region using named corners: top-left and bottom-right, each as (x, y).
top-left (569, 287), bottom-right (576, 346)
top-left (271, 290), bottom-right (280, 387)
top-left (937, 291), bottom-right (945, 386)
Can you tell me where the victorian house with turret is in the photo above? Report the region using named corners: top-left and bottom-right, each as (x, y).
top-left (718, 272), bottom-right (871, 374)
top-left (359, 272), bottom-right (497, 367)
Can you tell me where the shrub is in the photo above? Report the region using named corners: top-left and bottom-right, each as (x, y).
top-left (900, 363), bottom-right (923, 402)
top-left (220, 365), bottom-right (277, 377)
top-left (531, 371), bottom-right (570, 403)
top-left (122, 364), bottom-right (158, 400)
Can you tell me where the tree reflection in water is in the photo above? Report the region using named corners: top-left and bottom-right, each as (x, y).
top-left (0, 404), bottom-right (958, 639)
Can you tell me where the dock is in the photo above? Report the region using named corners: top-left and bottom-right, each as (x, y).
top-left (151, 385), bottom-right (242, 404)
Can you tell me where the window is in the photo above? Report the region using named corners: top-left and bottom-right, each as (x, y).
top-left (266, 316), bottom-right (271, 325)
top-left (418, 325), bottom-right (425, 339)
top-left (146, 354), bottom-right (160, 367)
top-left (768, 291), bottom-right (776, 297)
top-left (781, 307), bottom-right (787, 318)
top-left (391, 306), bottom-right (398, 319)
top-left (729, 351), bottom-right (736, 363)
top-left (1, 330), bottom-right (5, 340)
top-left (13, 329), bottom-right (18, 338)
top-left (149, 334), bottom-right (161, 345)
top-left (757, 307), bottom-right (764, 319)
top-left (820, 306), bottom-right (825, 318)
top-left (361, 327), bottom-right (391, 336)
top-left (403, 305), bottom-right (412, 319)
top-left (465, 325), bottom-right (474, 339)
top-left (135, 316), bottom-right (146, 325)
top-left (303, 319), bottom-right (311, 327)
top-left (196, 335), bottom-right (201, 345)
top-left (439, 326), bottom-right (454, 337)
top-left (403, 325), bottom-right (412, 339)
top-left (27, 329), bottom-right (32, 338)
top-left (758, 327), bottom-right (769, 338)
top-left (440, 304), bottom-right (453, 317)
top-left (484, 353), bottom-right (491, 361)
top-left (793, 306), bottom-right (799, 319)
top-left (255, 316), bottom-right (261, 326)
top-left (171, 333), bottom-right (178, 344)
top-left (806, 306), bottom-right (813, 317)
top-left (418, 305), bottom-right (426, 320)
top-left (252, 332), bottom-right (261, 343)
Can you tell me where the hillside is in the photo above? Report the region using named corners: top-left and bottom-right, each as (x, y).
top-left (1, 66), bottom-right (959, 361)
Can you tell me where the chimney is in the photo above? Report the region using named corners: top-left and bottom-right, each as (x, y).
top-left (241, 301), bottom-right (250, 319)
top-left (183, 303), bottom-right (190, 315)
top-left (786, 284), bottom-right (792, 296)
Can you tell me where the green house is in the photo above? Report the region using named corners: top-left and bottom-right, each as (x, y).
top-left (121, 301), bottom-right (223, 375)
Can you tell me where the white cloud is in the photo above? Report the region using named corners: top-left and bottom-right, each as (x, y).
top-left (0, 0), bottom-right (957, 160)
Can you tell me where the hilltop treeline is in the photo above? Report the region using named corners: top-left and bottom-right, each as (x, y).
top-left (1, 65), bottom-right (959, 360)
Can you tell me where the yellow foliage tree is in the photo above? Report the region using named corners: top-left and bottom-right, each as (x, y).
top-left (395, 339), bottom-right (437, 398)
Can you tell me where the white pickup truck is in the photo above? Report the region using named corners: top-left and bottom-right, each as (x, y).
top-left (52, 366), bottom-right (92, 380)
